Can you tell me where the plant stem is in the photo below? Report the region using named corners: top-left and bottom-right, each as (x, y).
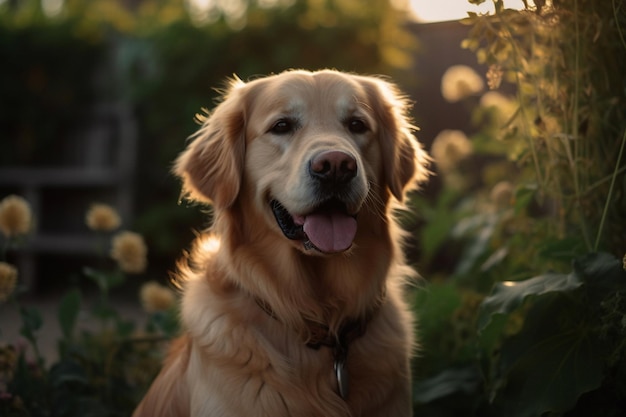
top-left (594, 129), bottom-right (626, 251)
top-left (1, 237), bottom-right (12, 262)
top-left (584, 166), bottom-right (626, 195)
top-left (570, 0), bottom-right (593, 251)
top-left (496, 5), bottom-right (545, 191)
top-left (613, 0), bottom-right (626, 50)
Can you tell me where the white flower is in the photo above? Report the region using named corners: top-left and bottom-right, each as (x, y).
top-left (480, 91), bottom-right (517, 126)
top-left (431, 129), bottom-right (473, 173)
top-left (441, 65), bottom-right (485, 102)
top-left (139, 281), bottom-right (176, 313)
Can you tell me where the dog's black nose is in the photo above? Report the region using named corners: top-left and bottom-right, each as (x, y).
top-left (309, 151), bottom-right (357, 184)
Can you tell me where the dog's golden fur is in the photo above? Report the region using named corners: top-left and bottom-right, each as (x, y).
top-left (133, 69), bottom-right (430, 417)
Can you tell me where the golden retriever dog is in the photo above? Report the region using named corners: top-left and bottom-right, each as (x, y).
top-left (133, 69), bottom-right (429, 417)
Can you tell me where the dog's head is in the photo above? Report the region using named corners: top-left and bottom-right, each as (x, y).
top-left (175, 69), bottom-right (429, 254)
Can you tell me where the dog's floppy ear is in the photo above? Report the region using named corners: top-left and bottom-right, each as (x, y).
top-left (174, 80), bottom-right (247, 209)
top-left (362, 77), bottom-right (430, 202)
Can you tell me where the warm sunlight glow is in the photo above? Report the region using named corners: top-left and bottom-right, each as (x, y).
top-left (199, 235), bottom-right (221, 254)
top-left (409, 0), bottom-right (526, 23)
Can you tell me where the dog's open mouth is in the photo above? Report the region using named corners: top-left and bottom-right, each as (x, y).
top-left (270, 199), bottom-right (357, 253)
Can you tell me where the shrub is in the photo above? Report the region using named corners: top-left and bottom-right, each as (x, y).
top-left (0, 196), bottom-right (179, 417)
top-left (411, 1), bottom-right (626, 416)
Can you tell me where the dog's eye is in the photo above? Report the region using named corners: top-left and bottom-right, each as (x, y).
top-left (347, 118), bottom-right (369, 134)
top-left (269, 119), bottom-right (295, 135)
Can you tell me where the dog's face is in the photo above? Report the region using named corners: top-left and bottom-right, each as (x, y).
top-left (176, 70), bottom-right (429, 255)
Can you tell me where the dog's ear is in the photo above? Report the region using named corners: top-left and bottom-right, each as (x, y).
top-left (174, 80), bottom-right (247, 209)
top-left (362, 77), bottom-right (430, 202)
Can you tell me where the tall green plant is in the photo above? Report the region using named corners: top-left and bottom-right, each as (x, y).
top-left (412, 1), bottom-right (626, 416)
top-left (463, 0), bottom-right (626, 255)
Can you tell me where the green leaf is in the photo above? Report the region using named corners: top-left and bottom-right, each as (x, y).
top-left (49, 358), bottom-right (89, 388)
top-left (537, 238), bottom-right (586, 262)
top-left (413, 282), bottom-right (462, 332)
top-left (19, 306), bottom-right (43, 343)
top-left (478, 271), bottom-right (583, 332)
top-left (477, 312), bottom-right (508, 352)
top-left (58, 288), bottom-right (82, 340)
top-left (413, 366), bottom-right (483, 403)
top-left (493, 294), bottom-right (605, 417)
top-left (454, 213), bottom-right (499, 276)
top-left (417, 190), bottom-right (460, 263)
top-left (480, 253), bottom-right (625, 416)
top-left (574, 252), bottom-right (626, 299)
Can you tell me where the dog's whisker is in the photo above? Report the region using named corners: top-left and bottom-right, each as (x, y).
top-left (364, 181), bottom-right (388, 220)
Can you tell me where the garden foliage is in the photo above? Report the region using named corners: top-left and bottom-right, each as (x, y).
top-left (1, 199), bottom-right (178, 416)
top-left (412, 1), bottom-right (626, 416)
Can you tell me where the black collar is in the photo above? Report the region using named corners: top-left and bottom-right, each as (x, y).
top-left (255, 293), bottom-right (384, 400)
top-left (254, 293), bottom-right (384, 352)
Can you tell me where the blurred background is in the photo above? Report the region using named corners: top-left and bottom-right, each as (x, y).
top-left (2, 1), bottom-right (626, 416)
top-left (0, 0), bottom-right (496, 291)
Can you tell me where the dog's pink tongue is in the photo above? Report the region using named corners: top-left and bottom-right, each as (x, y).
top-left (303, 211), bottom-right (357, 253)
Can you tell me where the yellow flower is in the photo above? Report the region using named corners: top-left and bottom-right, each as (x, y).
top-left (431, 129), bottom-right (473, 173)
top-left (441, 65), bottom-right (485, 102)
top-left (0, 195), bottom-right (33, 238)
top-left (0, 262), bottom-right (18, 302)
top-left (623, 253), bottom-right (626, 271)
top-left (139, 281), bottom-right (176, 313)
top-left (86, 203), bottom-right (121, 232)
top-left (110, 231), bottom-right (147, 274)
